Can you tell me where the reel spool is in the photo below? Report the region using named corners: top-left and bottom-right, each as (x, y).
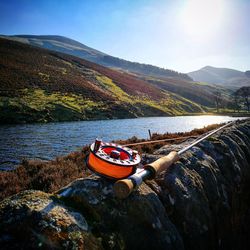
top-left (87, 139), bottom-right (141, 179)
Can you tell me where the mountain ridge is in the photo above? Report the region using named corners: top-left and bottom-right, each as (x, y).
top-left (188, 65), bottom-right (250, 88)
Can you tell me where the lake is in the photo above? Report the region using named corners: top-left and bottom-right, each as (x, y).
top-left (0, 115), bottom-right (245, 169)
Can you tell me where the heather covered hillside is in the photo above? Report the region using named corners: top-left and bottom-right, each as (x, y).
top-left (0, 38), bottom-right (203, 124)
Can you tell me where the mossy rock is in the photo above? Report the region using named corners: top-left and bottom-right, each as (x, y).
top-left (0, 190), bottom-right (102, 249)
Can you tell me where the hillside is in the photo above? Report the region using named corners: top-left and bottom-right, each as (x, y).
top-left (136, 75), bottom-right (232, 108)
top-left (0, 38), bottom-right (203, 124)
top-left (1, 35), bottom-right (192, 81)
top-left (188, 66), bottom-right (250, 88)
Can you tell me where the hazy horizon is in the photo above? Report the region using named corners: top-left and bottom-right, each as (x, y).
top-left (0, 0), bottom-right (249, 73)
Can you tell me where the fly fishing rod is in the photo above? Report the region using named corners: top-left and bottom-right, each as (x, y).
top-left (86, 134), bottom-right (199, 179)
top-left (113, 121), bottom-right (235, 199)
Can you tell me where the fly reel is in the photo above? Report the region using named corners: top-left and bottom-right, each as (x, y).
top-left (87, 139), bottom-right (141, 179)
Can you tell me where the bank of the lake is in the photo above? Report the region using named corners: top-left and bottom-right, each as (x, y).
top-left (0, 120), bottom-right (238, 201)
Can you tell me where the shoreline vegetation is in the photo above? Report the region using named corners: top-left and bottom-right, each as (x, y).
top-left (0, 113), bottom-right (249, 125)
top-left (0, 123), bottom-right (226, 201)
top-left (0, 88), bottom-right (204, 124)
top-left (0, 98), bottom-right (250, 126)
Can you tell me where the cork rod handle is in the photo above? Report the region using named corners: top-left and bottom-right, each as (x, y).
top-left (144, 151), bottom-right (179, 179)
top-left (114, 151), bottom-right (180, 199)
top-left (114, 179), bottom-right (134, 199)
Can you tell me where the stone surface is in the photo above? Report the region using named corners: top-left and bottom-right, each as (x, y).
top-left (145, 119), bottom-right (250, 250)
top-left (0, 190), bottom-right (102, 249)
top-left (0, 119), bottom-right (249, 249)
top-left (57, 176), bottom-right (184, 250)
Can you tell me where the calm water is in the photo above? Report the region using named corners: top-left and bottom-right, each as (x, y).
top-left (0, 115), bottom-right (244, 169)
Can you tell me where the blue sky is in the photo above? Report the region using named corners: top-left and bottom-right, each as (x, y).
top-left (0, 0), bottom-right (249, 72)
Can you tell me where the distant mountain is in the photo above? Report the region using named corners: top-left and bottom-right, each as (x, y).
top-left (245, 70), bottom-right (250, 78)
top-left (0, 38), bottom-right (203, 124)
top-left (0, 34), bottom-right (192, 81)
top-left (188, 66), bottom-right (250, 88)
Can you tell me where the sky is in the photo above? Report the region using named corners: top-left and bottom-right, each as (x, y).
top-left (0, 0), bottom-right (249, 73)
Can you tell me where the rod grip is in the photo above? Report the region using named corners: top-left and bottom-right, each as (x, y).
top-left (114, 179), bottom-right (134, 199)
top-left (144, 151), bottom-right (179, 179)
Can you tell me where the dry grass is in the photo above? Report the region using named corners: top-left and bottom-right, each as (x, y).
top-left (0, 147), bottom-right (90, 201)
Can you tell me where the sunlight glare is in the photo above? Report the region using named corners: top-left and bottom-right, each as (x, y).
top-left (180, 0), bottom-right (225, 40)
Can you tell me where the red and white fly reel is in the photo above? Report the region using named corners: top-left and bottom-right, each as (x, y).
top-left (87, 139), bottom-right (141, 179)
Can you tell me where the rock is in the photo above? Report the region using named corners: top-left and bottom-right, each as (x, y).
top-left (0, 119), bottom-right (250, 249)
top-left (0, 190), bottom-right (102, 249)
top-left (57, 176), bottom-right (184, 250)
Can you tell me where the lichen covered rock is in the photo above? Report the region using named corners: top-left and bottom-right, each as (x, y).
top-left (57, 176), bottom-right (184, 249)
top-left (0, 119), bottom-right (249, 250)
top-left (0, 190), bottom-right (102, 249)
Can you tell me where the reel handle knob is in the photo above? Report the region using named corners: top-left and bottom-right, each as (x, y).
top-left (132, 150), bottom-right (138, 159)
top-left (94, 138), bottom-right (102, 152)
